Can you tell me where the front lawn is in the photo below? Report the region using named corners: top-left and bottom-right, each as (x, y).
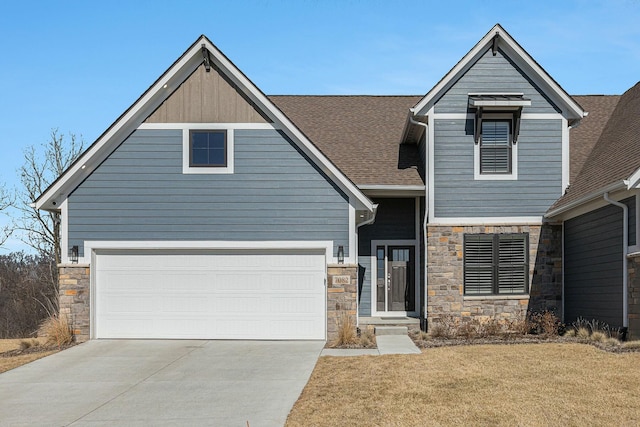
top-left (0, 338), bottom-right (59, 374)
top-left (287, 343), bottom-right (640, 426)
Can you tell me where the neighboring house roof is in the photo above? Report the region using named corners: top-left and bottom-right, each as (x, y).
top-left (35, 36), bottom-right (374, 212)
top-left (548, 82), bottom-right (640, 215)
top-left (270, 95), bottom-right (423, 186)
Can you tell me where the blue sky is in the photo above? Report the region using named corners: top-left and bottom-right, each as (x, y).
top-left (1, 0), bottom-right (639, 251)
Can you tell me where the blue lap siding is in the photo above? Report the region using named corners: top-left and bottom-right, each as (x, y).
top-left (68, 128), bottom-right (350, 256)
top-left (564, 196), bottom-right (636, 327)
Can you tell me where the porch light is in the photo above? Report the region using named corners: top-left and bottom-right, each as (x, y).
top-left (69, 245), bottom-right (79, 264)
top-left (337, 246), bottom-right (344, 264)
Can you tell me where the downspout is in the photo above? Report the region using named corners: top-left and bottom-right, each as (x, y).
top-left (409, 115), bottom-right (429, 330)
top-left (355, 204), bottom-right (378, 328)
top-left (603, 192), bottom-right (629, 329)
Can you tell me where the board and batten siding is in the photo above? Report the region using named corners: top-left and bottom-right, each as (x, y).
top-left (68, 128), bottom-right (350, 256)
top-left (433, 118), bottom-right (563, 217)
top-left (434, 48), bottom-right (559, 114)
top-left (563, 198), bottom-right (636, 328)
top-left (357, 198), bottom-right (416, 316)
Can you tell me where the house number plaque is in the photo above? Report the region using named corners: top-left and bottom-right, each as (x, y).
top-left (333, 275), bottom-right (351, 285)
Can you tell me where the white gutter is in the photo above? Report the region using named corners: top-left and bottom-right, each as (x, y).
top-left (356, 204), bottom-right (379, 228)
top-left (604, 192), bottom-right (629, 328)
top-left (409, 115), bottom-right (430, 329)
top-left (545, 181), bottom-right (627, 218)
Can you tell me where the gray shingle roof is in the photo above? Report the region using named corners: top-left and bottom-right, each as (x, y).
top-left (270, 95), bottom-right (424, 186)
top-left (550, 84), bottom-right (639, 212)
top-left (271, 89), bottom-right (636, 212)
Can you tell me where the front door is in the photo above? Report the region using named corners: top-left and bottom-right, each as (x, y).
top-left (376, 245), bottom-right (415, 313)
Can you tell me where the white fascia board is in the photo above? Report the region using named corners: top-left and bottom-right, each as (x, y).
top-left (36, 36), bottom-right (374, 213)
top-left (200, 39), bottom-right (374, 212)
top-left (545, 181), bottom-right (627, 219)
top-left (36, 42), bottom-right (205, 211)
top-left (358, 184), bottom-right (426, 197)
top-left (626, 167), bottom-right (640, 189)
top-left (410, 24), bottom-right (584, 120)
top-left (428, 216), bottom-right (543, 226)
top-left (469, 100), bottom-right (531, 107)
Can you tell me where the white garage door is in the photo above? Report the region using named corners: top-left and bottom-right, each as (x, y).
top-left (94, 249), bottom-right (326, 340)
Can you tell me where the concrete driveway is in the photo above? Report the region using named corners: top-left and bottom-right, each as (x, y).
top-left (0, 340), bottom-right (324, 426)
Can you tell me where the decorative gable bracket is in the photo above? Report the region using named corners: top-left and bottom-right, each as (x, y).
top-left (470, 93), bottom-right (531, 144)
top-left (201, 44), bottom-right (212, 72)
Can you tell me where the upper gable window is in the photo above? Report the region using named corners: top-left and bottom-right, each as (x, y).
top-left (480, 120), bottom-right (511, 174)
top-left (182, 128), bottom-right (234, 174)
top-left (190, 130), bottom-right (227, 167)
top-left (470, 93), bottom-right (529, 181)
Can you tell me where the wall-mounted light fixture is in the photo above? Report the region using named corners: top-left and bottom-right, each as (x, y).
top-left (337, 245), bottom-right (344, 264)
top-left (69, 245), bottom-right (79, 264)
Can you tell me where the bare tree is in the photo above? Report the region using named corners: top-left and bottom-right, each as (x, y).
top-left (15, 129), bottom-right (84, 264)
top-left (0, 183), bottom-right (13, 247)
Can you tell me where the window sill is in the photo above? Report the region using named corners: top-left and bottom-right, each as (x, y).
top-left (463, 294), bottom-right (529, 301)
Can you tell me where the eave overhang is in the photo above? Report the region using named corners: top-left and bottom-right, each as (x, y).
top-left (35, 35), bottom-right (374, 213)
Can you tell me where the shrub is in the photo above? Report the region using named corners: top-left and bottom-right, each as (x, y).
top-left (38, 315), bottom-right (73, 347)
top-left (429, 315), bottom-right (458, 339)
top-left (480, 318), bottom-right (505, 337)
top-left (528, 311), bottom-right (561, 336)
top-left (576, 327), bottom-right (591, 340)
top-left (333, 312), bottom-right (357, 347)
top-left (605, 337), bottom-right (620, 346)
top-left (456, 319), bottom-right (479, 339)
top-left (590, 331), bottom-right (607, 343)
top-left (358, 329), bottom-right (376, 348)
top-left (563, 329), bottom-right (576, 337)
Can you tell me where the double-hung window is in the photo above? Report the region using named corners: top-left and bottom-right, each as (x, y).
top-left (480, 120), bottom-right (511, 174)
top-left (464, 233), bottom-right (529, 295)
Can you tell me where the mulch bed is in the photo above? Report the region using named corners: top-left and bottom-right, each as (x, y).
top-left (411, 334), bottom-right (640, 353)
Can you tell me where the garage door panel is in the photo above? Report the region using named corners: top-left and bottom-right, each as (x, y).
top-left (95, 250), bottom-right (326, 340)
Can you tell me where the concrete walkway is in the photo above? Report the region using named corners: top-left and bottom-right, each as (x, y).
top-left (321, 334), bottom-right (421, 356)
top-left (0, 340), bottom-right (324, 427)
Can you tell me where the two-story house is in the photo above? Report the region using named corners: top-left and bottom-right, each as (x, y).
top-left (36, 24), bottom-right (640, 342)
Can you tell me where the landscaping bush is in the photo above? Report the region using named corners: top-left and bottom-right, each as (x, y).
top-left (333, 312), bottom-right (357, 347)
top-left (38, 315), bottom-right (73, 347)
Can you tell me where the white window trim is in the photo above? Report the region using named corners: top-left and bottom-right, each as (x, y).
top-left (182, 127), bottom-right (234, 174)
top-left (474, 114), bottom-right (518, 181)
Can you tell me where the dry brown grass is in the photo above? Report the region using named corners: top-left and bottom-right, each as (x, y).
top-left (286, 343), bottom-right (640, 426)
top-left (0, 338), bottom-right (48, 353)
top-left (38, 315), bottom-right (73, 347)
top-left (332, 312), bottom-right (357, 347)
top-left (0, 338), bottom-right (58, 374)
top-left (0, 351), bottom-right (57, 374)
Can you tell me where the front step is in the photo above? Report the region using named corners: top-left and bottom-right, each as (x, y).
top-left (359, 317), bottom-right (421, 334)
top-left (374, 326), bottom-right (408, 336)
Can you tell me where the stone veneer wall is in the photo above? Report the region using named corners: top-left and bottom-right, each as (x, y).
top-left (58, 263), bottom-right (357, 343)
top-left (58, 265), bottom-right (91, 343)
top-left (629, 254), bottom-right (640, 340)
top-left (427, 224), bottom-right (562, 326)
top-left (326, 264), bottom-right (357, 343)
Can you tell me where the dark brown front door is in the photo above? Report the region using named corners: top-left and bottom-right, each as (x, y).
top-left (376, 245), bottom-right (415, 312)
